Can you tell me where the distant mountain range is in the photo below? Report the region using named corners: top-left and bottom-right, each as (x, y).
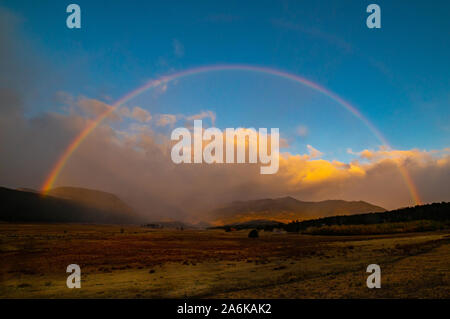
top-left (214, 202), bottom-right (450, 232)
top-left (208, 196), bottom-right (386, 225)
top-left (0, 186), bottom-right (141, 224)
top-left (0, 186), bottom-right (385, 226)
top-left (47, 187), bottom-right (137, 218)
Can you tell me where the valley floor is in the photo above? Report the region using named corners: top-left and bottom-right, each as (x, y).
top-left (0, 223), bottom-right (448, 298)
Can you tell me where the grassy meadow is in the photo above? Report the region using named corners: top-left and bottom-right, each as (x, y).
top-left (302, 220), bottom-right (450, 236)
top-left (0, 223), bottom-right (449, 298)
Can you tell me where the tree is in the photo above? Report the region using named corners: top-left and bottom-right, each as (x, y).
top-left (248, 229), bottom-right (259, 238)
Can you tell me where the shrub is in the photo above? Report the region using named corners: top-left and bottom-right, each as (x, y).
top-left (248, 229), bottom-right (259, 238)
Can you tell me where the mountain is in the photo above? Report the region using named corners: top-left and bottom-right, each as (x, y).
top-left (16, 187), bottom-right (40, 193)
top-left (47, 187), bottom-right (137, 218)
top-left (0, 186), bottom-right (141, 224)
top-left (0, 186), bottom-right (387, 226)
top-left (208, 196), bottom-right (386, 225)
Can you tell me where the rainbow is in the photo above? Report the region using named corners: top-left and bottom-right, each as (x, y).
top-left (41, 64), bottom-right (422, 205)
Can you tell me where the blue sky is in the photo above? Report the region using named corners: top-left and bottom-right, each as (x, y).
top-left (2, 0), bottom-right (449, 161)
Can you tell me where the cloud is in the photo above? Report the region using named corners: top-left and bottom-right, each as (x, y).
top-left (2, 93), bottom-right (450, 221)
top-left (77, 98), bottom-right (120, 122)
top-left (296, 125), bottom-right (308, 137)
top-left (157, 114), bottom-right (177, 127)
top-left (53, 123), bottom-right (449, 219)
top-left (185, 111), bottom-right (216, 126)
top-left (120, 106), bottom-right (152, 123)
top-left (274, 147), bottom-right (450, 209)
top-left (272, 19), bottom-right (354, 53)
top-left (172, 39), bottom-right (184, 58)
top-left (354, 147), bottom-right (422, 161)
top-left (0, 7), bottom-right (40, 114)
top-left (306, 145), bottom-right (323, 158)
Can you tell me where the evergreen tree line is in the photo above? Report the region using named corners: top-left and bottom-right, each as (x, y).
top-left (284, 202), bottom-right (450, 233)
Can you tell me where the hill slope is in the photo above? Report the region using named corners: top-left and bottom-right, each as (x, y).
top-left (284, 202), bottom-right (450, 233)
top-left (0, 186), bottom-right (140, 224)
top-left (209, 196), bottom-right (385, 225)
top-left (47, 187), bottom-right (137, 219)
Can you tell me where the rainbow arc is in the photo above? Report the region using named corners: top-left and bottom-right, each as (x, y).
top-left (41, 64), bottom-right (422, 205)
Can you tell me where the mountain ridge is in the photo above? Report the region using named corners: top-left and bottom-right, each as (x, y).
top-left (47, 186), bottom-right (138, 219)
top-left (0, 186), bottom-right (141, 224)
top-left (209, 196), bottom-right (386, 225)
top-left (1, 185), bottom-right (386, 226)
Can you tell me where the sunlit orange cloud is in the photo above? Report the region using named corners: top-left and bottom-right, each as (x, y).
top-left (278, 155), bottom-right (366, 186)
top-left (353, 147), bottom-right (425, 162)
top-left (280, 146), bottom-right (450, 186)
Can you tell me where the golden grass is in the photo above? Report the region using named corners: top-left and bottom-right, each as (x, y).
top-left (0, 223), bottom-right (448, 298)
top-left (303, 220), bottom-right (449, 236)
